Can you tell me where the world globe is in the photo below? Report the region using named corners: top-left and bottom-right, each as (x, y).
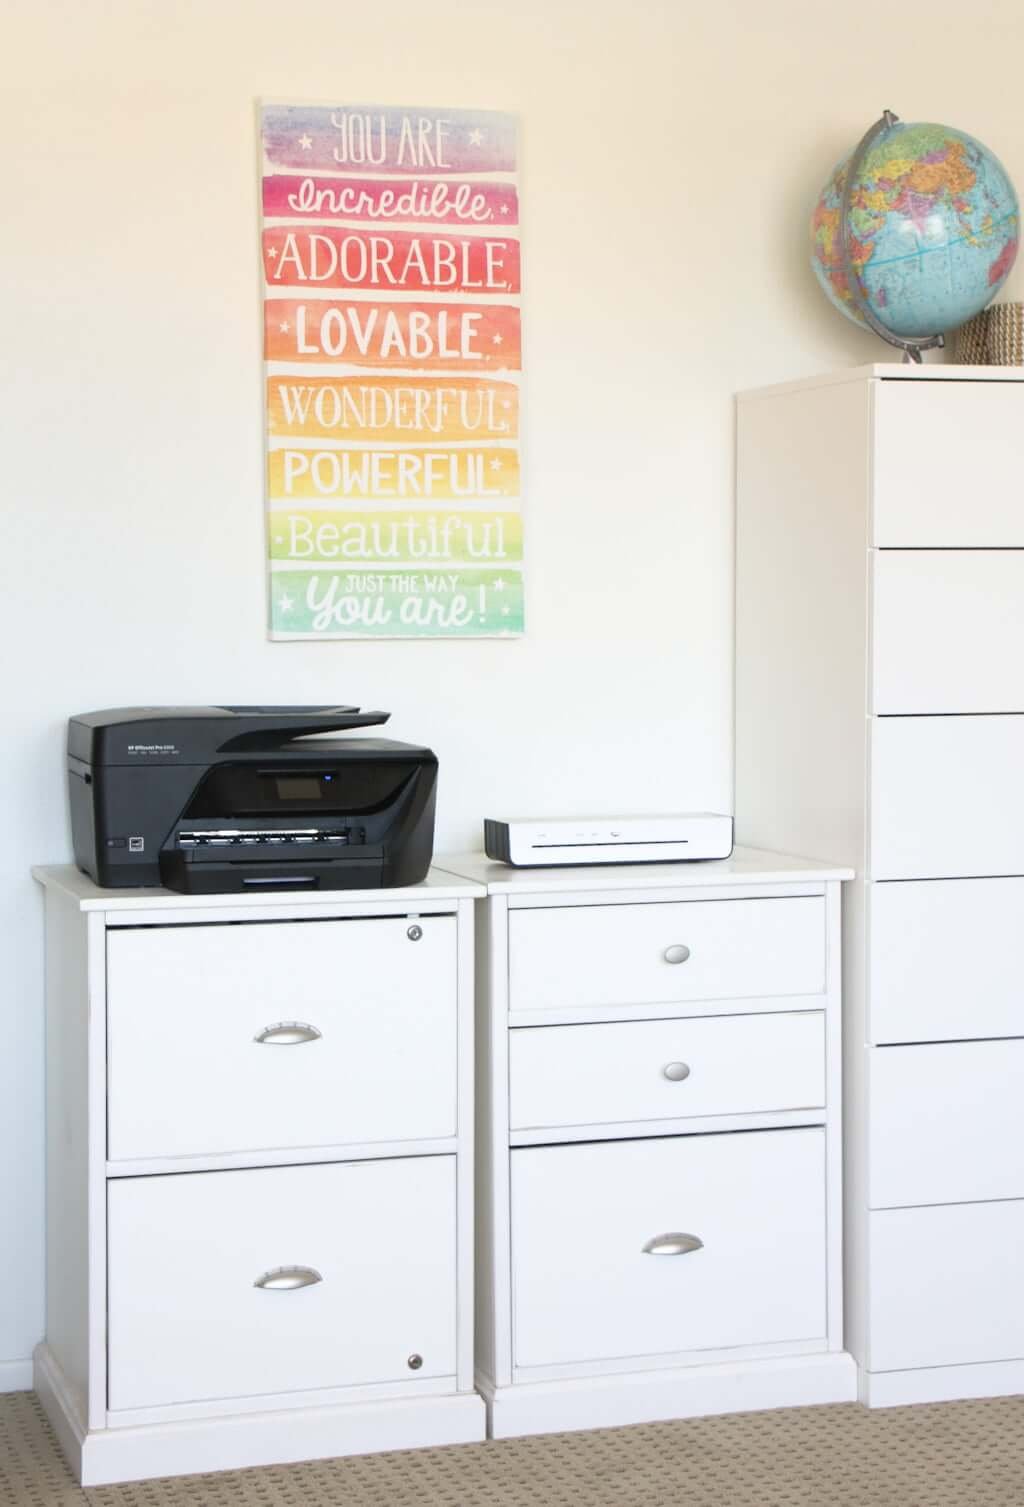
top-left (811, 113), bottom-right (1019, 353)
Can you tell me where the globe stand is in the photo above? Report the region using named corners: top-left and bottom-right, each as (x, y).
top-left (839, 110), bottom-right (946, 364)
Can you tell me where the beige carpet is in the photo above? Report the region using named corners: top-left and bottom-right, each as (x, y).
top-left (3, 1389), bottom-right (1024, 1506)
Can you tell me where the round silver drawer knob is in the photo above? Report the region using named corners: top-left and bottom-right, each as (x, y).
top-left (663, 1061), bottom-right (691, 1082)
top-left (663, 944), bottom-right (691, 965)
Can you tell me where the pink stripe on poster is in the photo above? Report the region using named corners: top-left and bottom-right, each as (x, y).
top-left (263, 226), bottom-right (520, 295)
top-left (263, 174), bottom-right (519, 227)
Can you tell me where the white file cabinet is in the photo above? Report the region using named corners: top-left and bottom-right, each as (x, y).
top-left (32, 865), bottom-right (486, 1485)
top-left (736, 363), bottom-right (1024, 1407)
top-left (440, 849), bottom-right (856, 1438)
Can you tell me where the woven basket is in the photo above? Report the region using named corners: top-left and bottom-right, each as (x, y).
top-left (955, 301), bottom-right (1024, 365)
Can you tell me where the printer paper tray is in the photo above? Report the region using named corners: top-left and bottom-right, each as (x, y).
top-left (158, 854), bottom-right (385, 895)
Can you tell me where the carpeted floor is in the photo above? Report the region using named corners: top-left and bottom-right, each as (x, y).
top-left (3, 1389), bottom-right (1024, 1506)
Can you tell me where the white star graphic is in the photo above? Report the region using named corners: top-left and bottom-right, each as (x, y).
top-left (489, 458), bottom-right (502, 471)
top-left (501, 605), bottom-right (510, 616)
top-left (502, 400), bottom-right (511, 409)
top-left (268, 246), bottom-right (278, 258)
top-left (298, 134), bottom-right (313, 150)
top-left (274, 535), bottom-right (284, 545)
top-left (279, 321), bottom-right (290, 333)
top-left (278, 593), bottom-right (294, 613)
top-left (468, 128), bottom-right (484, 146)
top-left (500, 204), bottom-right (510, 214)
top-left (492, 332), bottom-right (503, 345)
top-left (493, 578), bottom-right (506, 592)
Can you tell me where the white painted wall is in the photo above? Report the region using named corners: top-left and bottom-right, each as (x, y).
top-left (4, 0), bottom-right (1024, 1378)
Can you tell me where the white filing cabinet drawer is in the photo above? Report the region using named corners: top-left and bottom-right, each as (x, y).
top-left (872, 550), bottom-right (1024, 714)
top-left (868, 1202), bottom-right (1024, 1371)
top-left (508, 1011), bottom-right (825, 1132)
top-left (508, 896), bottom-right (825, 1014)
top-left (510, 1128), bottom-right (827, 1370)
top-left (107, 915), bottom-right (458, 1160)
top-left (872, 380), bottom-right (1024, 546)
top-left (107, 1155), bottom-right (457, 1410)
top-left (869, 1040), bottom-right (1024, 1208)
top-left (868, 877), bottom-right (1024, 1043)
top-left (870, 716), bottom-right (1024, 879)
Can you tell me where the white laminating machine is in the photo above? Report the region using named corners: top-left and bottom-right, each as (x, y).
top-left (483, 812), bottom-right (734, 867)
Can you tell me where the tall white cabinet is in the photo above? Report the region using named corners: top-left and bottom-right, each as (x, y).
top-left (736, 363), bottom-right (1024, 1408)
top-left (32, 866), bottom-right (486, 1486)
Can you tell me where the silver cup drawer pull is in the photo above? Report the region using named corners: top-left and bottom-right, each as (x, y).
top-left (642, 1233), bottom-right (704, 1257)
top-left (662, 1061), bottom-right (691, 1082)
top-left (254, 1022), bottom-right (322, 1045)
top-left (254, 1265), bottom-right (323, 1291)
top-left (663, 944), bottom-right (691, 965)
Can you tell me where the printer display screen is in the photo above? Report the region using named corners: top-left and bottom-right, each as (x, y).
top-left (273, 775), bottom-right (323, 801)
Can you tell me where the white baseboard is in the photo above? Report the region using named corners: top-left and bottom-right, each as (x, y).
top-left (483, 1352), bottom-right (858, 1439)
top-left (35, 1343), bottom-right (486, 1487)
top-left (861, 1359), bottom-right (1024, 1409)
top-left (0, 1358), bottom-right (33, 1393)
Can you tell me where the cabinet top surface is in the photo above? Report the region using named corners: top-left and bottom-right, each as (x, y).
top-left (737, 362), bottom-right (1024, 402)
top-left (32, 863), bottom-right (485, 911)
top-left (435, 845), bottom-right (853, 894)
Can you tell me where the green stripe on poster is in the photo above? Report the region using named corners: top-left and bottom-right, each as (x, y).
top-left (270, 567), bottom-right (524, 638)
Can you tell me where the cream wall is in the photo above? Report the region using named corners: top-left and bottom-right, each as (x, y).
top-left (3, 0), bottom-right (1022, 1377)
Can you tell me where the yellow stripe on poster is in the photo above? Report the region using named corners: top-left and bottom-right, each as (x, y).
top-left (268, 447), bottom-right (520, 502)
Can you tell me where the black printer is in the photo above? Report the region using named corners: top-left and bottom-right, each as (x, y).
top-left (67, 705), bottom-right (438, 894)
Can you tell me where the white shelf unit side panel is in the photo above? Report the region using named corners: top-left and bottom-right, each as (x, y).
top-left (474, 894), bottom-right (513, 1392)
top-left (455, 897), bottom-right (476, 1394)
top-left (42, 888), bottom-right (108, 1433)
top-left (735, 374), bottom-right (874, 1368)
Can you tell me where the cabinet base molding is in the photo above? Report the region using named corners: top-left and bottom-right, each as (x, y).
top-left (35, 1344), bottom-right (486, 1487)
top-left (480, 1353), bottom-right (858, 1440)
top-left (859, 1359), bottom-right (1024, 1410)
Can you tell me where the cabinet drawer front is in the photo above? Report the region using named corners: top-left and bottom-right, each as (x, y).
top-left (508, 897), bottom-right (825, 1014)
top-left (869, 1202), bottom-right (1024, 1371)
top-left (107, 915), bottom-right (457, 1161)
top-left (510, 1129), bottom-right (826, 1369)
top-left (869, 878), bottom-right (1024, 1043)
top-left (873, 381), bottom-right (1024, 546)
top-left (869, 1040), bottom-right (1024, 1208)
top-left (107, 1156), bottom-right (456, 1410)
top-left (870, 716), bottom-right (1024, 879)
top-left (872, 550), bottom-right (1024, 714)
top-left (508, 1012), bottom-right (825, 1132)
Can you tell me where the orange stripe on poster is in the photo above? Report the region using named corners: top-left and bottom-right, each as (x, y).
top-left (267, 375), bottom-right (519, 442)
top-left (265, 300), bottom-right (521, 370)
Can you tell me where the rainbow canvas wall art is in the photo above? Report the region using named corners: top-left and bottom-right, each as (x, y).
top-left (260, 102), bottom-right (524, 639)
